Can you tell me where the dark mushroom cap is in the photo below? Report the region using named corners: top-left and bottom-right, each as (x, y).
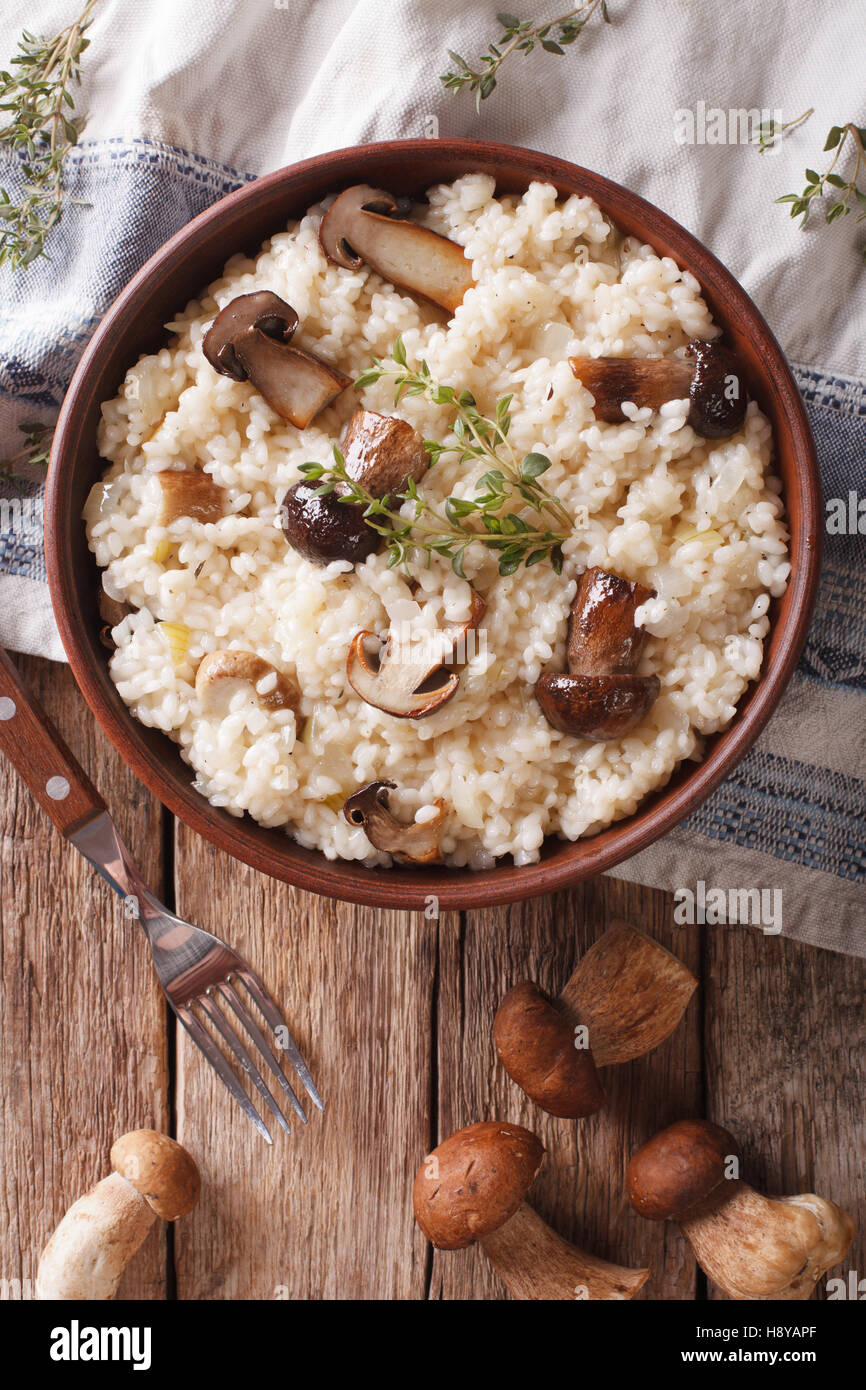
top-left (203, 290), bottom-right (299, 381)
top-left (280, 481), bottom-right (381, 566)
top-left (686, 340), bottom-right (748, 439)
top-left (494, 982), bottom-right (605, 1118)
top-left (568, 567), bottom-right (655, 677)
top-left (536, 672), bottom-right (660, 740)
top-left (342, 780), bottom-right (444, 863)
top-left (626, 1119), bottom-right (741, 1222)
top-left (413, 1121), bottom-right (544, 1250)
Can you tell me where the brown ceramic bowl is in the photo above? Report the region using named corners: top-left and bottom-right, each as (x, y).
top-left (45, 139), bottom-right (821, 910)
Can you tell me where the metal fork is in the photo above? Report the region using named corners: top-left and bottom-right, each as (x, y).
top-left (0, 646), bottom-right (322, 1142)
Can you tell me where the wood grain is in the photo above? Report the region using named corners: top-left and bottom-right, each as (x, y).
top-left (0, 656), bottom-right (169, 1300)
top-left (703, 924), bottom-right (866, 1300)
top-left (172, 823), bottom-right (436, 1300)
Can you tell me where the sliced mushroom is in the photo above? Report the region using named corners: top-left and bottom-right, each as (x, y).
top-left (341, 409), bottom-right (429, 496)
top-left (342, 780), bottom-right (444, 863)
top-left (98, 589), bottom-right (134, 651)
top-left (202, 291), bottom-right (350, 428)
top-left (319, 185), bottom-right (474, 313)
top-left (195, 650), bottom-right (301, 718)
top-left (569, 339), bottom-right (747, 438)
top-left (536, 567), bottom-right (659, 740)
top-left (280, 481), bottom-right (382, 566)
top-left (156, 471), bottom-right (225, 525)
top-left (346, 589), bottom-right (486, 718)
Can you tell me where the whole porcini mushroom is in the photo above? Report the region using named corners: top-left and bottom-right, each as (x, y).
top-left (536, 566), bottom-right (660, 739)
top-left (413, 1121), bottom-right (648, 1300)
top-left (36, 1130), bottom-right (200, 1300)
top-left (494, 921), bottom-right (697, 1118)
top-left (319, 185), bottom-right (474, 313)
top-left (627, 1119), bottom-right (855, 1300)
top-left (569, 338), bottom-right (748, 438)
top-left (203, 290), bottom-right (350, 428)
top-left (347, 587), bottom-right (486, 719)
top-left (195, 650), bottom-right (301, 718)
top-left (342, 780), bottom-right (445, 863)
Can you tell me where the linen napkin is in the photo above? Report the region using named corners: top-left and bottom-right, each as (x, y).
top-left (0, 0), bottom-right (862, 953)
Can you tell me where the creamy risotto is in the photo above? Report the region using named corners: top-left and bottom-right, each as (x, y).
top-left (86, 174), bottom-right (790, 869)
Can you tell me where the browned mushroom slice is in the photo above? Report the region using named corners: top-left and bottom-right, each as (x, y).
top-left (202, 291), bottom-right (350, 428)
top-left (536, 672), bottom-right (660, 740)
top-left (346, 589), bottom-right (486, 718)
top-left (195, 650), bottom-right (301, 717)
top-left (319, 185), bottom-right (474, 313)
top-left (342, 780), bottom-right (444, 863)
top-left (156, 471), bottom-right (225, 526)
top-left (98, 589), bottom-right (134, 650)
top-left (341, 409), bottom-right (429, 496)
top-left (570, 339), bottom-right (747, 438)
top-left (567, 567), bottom-right (655, 676)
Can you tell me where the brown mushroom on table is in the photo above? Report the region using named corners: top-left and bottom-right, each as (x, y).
top-left (494, 921), bottom-right (697, 1118)
top-left (281, 409), bottom-right (430, 566)
top-left (626, 1119), bottom-right (855, 1300)
top-left (319, 185), bottom-right (474, 313)
top-left (195, 650), bottom-right (301, 718)
top-left (413, 1121), bottom-right (649, 1300)
top-left (342, 780), bottom-right (445, 863)
top-left (347, 587), bottom-right (486, 718)
top-left (156, 470), bottom-right (225, 525)
top-left (569, 338), bottom-right (748, 437)
top-left (202, 290), bottom-right (350, 428)
top-left (36, 1130), bottom-right (200, 1300)
top-left (536, 566), bottom-right (660, 739)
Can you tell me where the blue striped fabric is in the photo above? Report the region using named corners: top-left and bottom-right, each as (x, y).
top-left (1, 140), bottom-right (863, 923)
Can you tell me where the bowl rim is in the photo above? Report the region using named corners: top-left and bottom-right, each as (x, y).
top-left (45, 137), bottom-right (822, 910)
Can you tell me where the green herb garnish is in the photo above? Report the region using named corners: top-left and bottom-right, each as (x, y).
top-left (0, 0), bottom-right (98, 269)
top-left (441, 3), bottom-right (611, 112)
top-left (776, 121), bottom-right (866, 257)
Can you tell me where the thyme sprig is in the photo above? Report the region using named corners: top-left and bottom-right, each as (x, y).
top-left (0, 420), bottom-right (53, 482)
top-left (300, 447), bottom-right (567, 579)
top-left (776, 122), bottom-right (866, 256)
top-left (0, 0), bottom-right (98, 269)
top-left (751, 106), bottom-right (813, 154)
top-left (355, 336), bottom-right (573, 534)
top-left (441, 3), bottom-right (611, 111)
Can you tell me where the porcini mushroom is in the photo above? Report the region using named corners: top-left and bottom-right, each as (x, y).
top-left (319, 185), bottom-right (474, 313)
top-left (195, 650), bottom-right (301, 717)
top-left (156, 470), bottom-right (225, 525)
top-left (36, 1130), bottom-right (200, 1300)
top-left (342, 780), bottom-right (444, 863)
top-left (494, 920), bottom-right (697, 1118)
top-left (413, 1121), bottom-right (648, 1300)
top-left (569, 339), bottom-right (747, 438)
top-left (347, 588), bottom-right (485, 719)
top-left (626, 1119), bottom-right (855, 1300)
top-left (98, 588), bottom-right (134, 651)
top-left (536, 566), bottom-right (660, 739)
top-left (203, 290), bottom-right (350, 428)
top-left (341, 409), bottom-right (429, 495)
top-left (280, 481), bottom-right (382, 566)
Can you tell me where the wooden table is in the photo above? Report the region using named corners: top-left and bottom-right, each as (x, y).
top-left (2, 654), bottom-right (864, 1301)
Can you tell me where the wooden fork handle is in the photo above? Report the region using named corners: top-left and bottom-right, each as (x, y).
top-left (0, 647), bottom-right (106, 836)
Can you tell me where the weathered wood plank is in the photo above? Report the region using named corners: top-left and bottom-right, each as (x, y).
top-left (430, 878), bottom-right (702, 1300)
top-left (703, 923), bottom-right (866, 1300)
top-left (172, 824), bottom-right (437, 1300)
top-left (0, 655), bottom-right (169, 1301)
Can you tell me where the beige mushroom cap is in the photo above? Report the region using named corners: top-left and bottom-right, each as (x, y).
top-left (110, 1130), bottom-right (201, 1221)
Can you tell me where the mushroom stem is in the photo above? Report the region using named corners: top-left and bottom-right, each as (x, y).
top-left (555, 920), bottom-right (697, 1067)
top-left (569, 339), bottom-right (748, 438)
top-left (681, 1182), bottom-right (855, 1301)
top-left (480, 1202), bottom-right (649, 1301)
top-left (36, 1172), bottom-right (157, 1301)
